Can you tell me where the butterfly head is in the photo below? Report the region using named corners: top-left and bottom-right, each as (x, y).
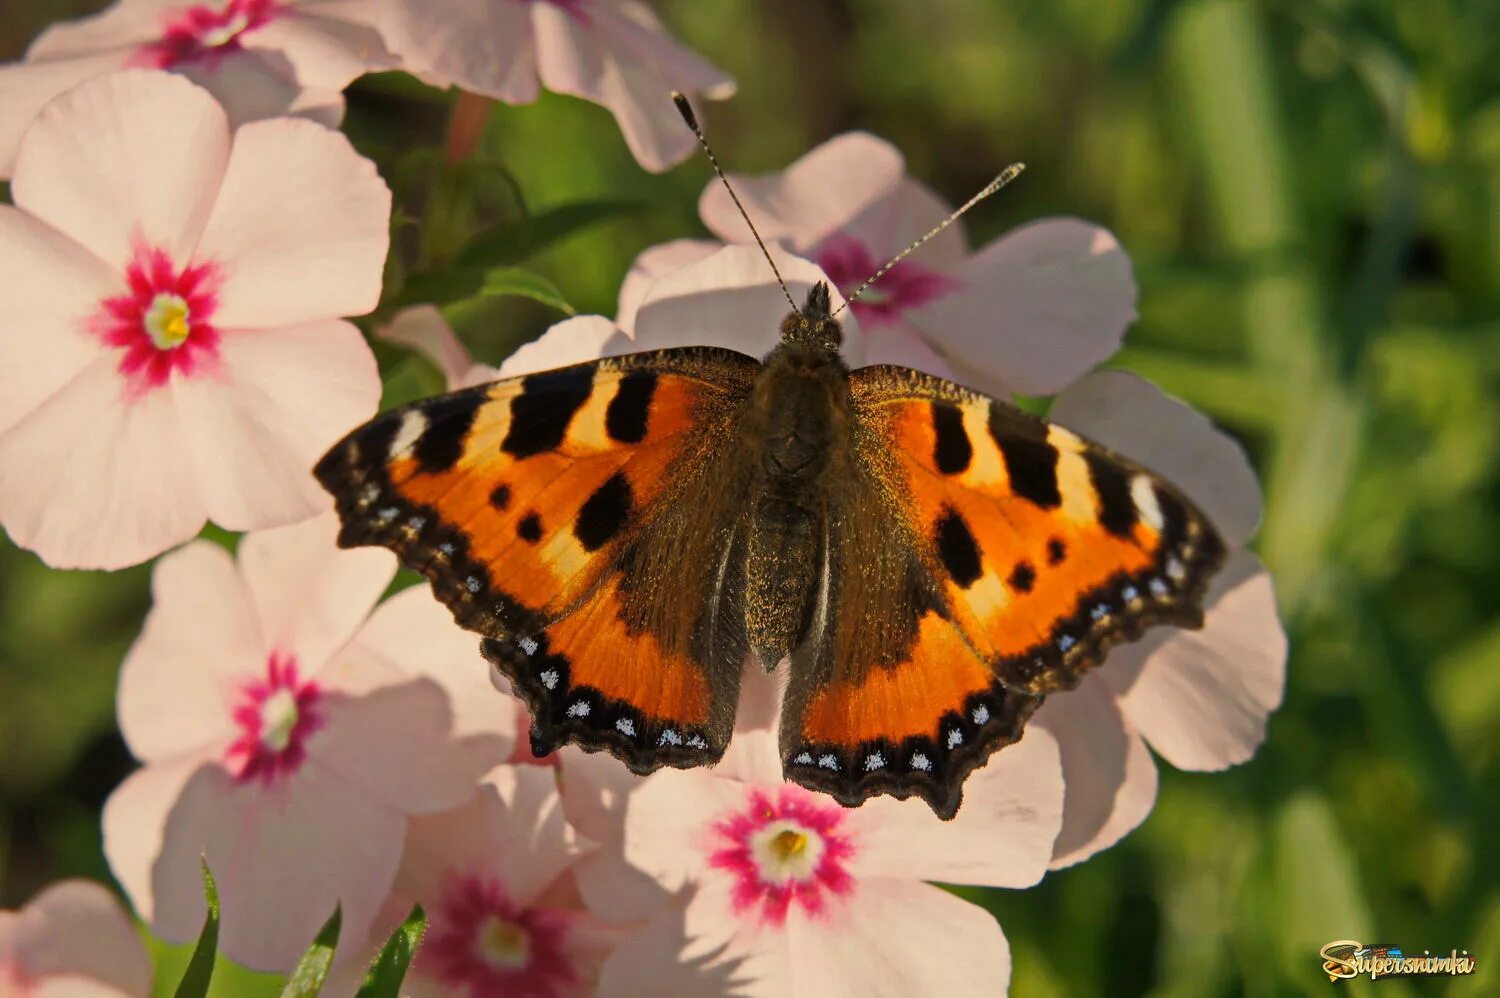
top-left (779, 282), bottom-right (843, 352)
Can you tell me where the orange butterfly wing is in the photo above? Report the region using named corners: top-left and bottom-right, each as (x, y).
top-left (315, 347), bottom-right (759, 771)
top-left (779, 366), bottom-right (1225, 819)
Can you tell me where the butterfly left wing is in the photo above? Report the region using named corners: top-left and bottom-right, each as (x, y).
top-left (314, 347), bottom-right (760, 772)
top-left (779, 365), bottom-right (1224, 820)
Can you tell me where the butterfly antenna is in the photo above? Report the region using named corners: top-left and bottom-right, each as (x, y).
top-left (672, 91), bottom-right (799, 316)
top-left (831, 162), bottom-right (1027, 318)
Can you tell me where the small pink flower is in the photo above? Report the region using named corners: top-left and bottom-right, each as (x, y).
top-left (102, 514), bottom-right (516, 972)
top-left (560, 665), bottom-right (1063, 997)
top-left (379, 0), bottom-right (734, 171)
top-left (0, 880), bottom-right (153, 997)
top-left (329, 766), bottom-right (620, 998)
top-left (621, 132), bottom-right (1136, 398)
top-left (0, 0), bottom-right (394, 177)
top-left (0, 70), bottom-right (389, 569)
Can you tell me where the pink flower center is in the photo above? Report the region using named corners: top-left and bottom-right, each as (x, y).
top-left (707, 786), bottom-right (856, 926)
top-left (92, 246), bottom-right (221, 397)
top-left (225, 651), bottom-right (324, 784)
top-left (419, 874), bottom-right (580, 998)
top-left (815, 233), bottom-right (959, 327)
top-left (134, 0), bottom-right (282, 69)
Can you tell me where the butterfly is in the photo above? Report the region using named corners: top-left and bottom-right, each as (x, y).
top-left (313, 275), bottom-right (1226, 820)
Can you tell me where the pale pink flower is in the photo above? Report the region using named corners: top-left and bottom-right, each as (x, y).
top-left (559, 665), bottom-right (1064, 997)
top-left (330, 765), bottom-right (621, 998)
top-left (385, 244), bottom-right (1284, 871)
top-left (378, 0), bottom-right (734, 171)
top-left (621, 131), bottom-right (1136, 398)
top-left (0, 70), bottom-right (389, 569)
top-left (0, 0), bottom-right (395, 178)
top-left (102, 514), bottom-right (515, 972)
top-left (0, 880), bottom-right (152, 997)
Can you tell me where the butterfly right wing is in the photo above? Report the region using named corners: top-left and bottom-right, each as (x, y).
top-left (314, 346), bottom-right (760, 771)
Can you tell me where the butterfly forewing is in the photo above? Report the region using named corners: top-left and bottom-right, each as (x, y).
top-left (314, 346), bottom-right (761, 770)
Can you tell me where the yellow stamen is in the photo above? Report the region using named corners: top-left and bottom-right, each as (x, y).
top-left (770, 828), bottom-right (807, 861)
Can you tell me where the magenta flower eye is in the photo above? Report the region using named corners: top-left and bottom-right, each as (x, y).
top-left (708, 787), bottom-right (856, 926)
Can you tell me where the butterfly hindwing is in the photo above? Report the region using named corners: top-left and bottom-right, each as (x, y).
top-left (314, 346), bottom-right (761, 769)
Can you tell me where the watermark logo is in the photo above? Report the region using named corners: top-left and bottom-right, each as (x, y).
top-left (1319, 940), bottom-right (1476, 982)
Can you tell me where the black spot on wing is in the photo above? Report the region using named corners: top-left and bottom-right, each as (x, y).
top-left (1084, 451), bottom-right (1137, 538)
top-left (989, 407), bottom-right (1061, 509)
top-left (935, 506), bottom-right (982, 588)
top-left (1047, 537), bottom-right (1067, 564)
top-left (605, 370), bottom-right (657, 443)
top-left (518, 512), bottom-right (543, 543)
top-left (931, 402), bottom-right (972, 474)
top-left (502, 366), bottom-right (595, 458)
top-left (490, 483), bottom-right (511, 509)
top-left (574, 471), bottom-right (633, 551)
top-left (1009, 561), bottom-right (1035, 593)
top-left (414, 393), bottom-right (481, 472)
top-left (1155, 482), bottom-right (1190, 544)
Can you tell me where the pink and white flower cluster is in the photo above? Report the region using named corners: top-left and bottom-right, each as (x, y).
top-left (0, 8), bottom-right (1283, 993)
top-left (0, 0), bottom-right (733, 176)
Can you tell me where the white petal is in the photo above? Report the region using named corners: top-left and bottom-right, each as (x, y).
top-left (616, 239), bottom-right (719, 334)
top-left (1036, 678), bottom-right (1159, 868)
top-left (11, 70), bottom-right (230, 269)
top-left (0, 357), bottom-right (206, 570)
top-left (849, 725), bottom-right (1063, 888)
top-left (194, 118), bottom-right (390, 328)
top-left (3, 879), bottom-right (152, 997)
top-left (496, 315), bottom-right (632, 378)
top-left (0, 206), bottom-right (116, 434)
top-left (118, 542), bottom-right (264, 762)
top-left (0, 53), bottom-right (129, 180)
top-left (235, 512), bottom-right (394, 672)
top-left (699, 133), bottom-right (906, 251)
top-left (911, 218), bottom-right (1137, 397)
top-left (381, 0), bottom-right (539, 102)
top-left (175, 320), bottom-right (380, 532)
top-left (1102, 550), bottom-right (1287, 771)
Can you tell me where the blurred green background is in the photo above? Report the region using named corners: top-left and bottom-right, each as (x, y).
top-left (3, 0), bottom-right (1498, 995)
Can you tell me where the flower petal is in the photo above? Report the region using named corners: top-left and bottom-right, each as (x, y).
top-left (175, 320), bottom-right (381, 532)
top-left (397, 766), bottom-right (581, 908)
top-left (0, 206), bottom-right (117, 434)
top-left (497, 315), bottom-right (632, 378)
top-left (632, 244), bottom-right (863, 363)
top-left (381, 0), bottom-right (539, 103)
top-left (619, 768), bottom-right (751, 895)
top-left (346, 584), bottom-right (519, 750)
top-left (839, 176), bottom-right (969, 270)
top-left (1048, 370), bottom-right (1263, 546)
top-left (246, 8), bottom-right (395, 89)
top-left (533, 2), bottom-right (731, 172)
top-left (699, 133), bottom-right (905, 251)
top-left (235, 512), bottom-right (394, 672)
top-left (848, 725), bottom-right (1063, 888)
top-left (557, 748), bottom-right (672, 924)
top-left (857, 316), bottom-right (959, 379)
top-left (911, 218), bottom-right (1137, 397)
top-left (113, 758), bottom-right (404, 971)
top-left (1036, 678), bottom-right (1158, 868)
top-left (310, 679), bottom-right (500, 815)
top-left (118, 541), bottom-right (265, 762)
top-left (23, 1), bottom-right (176, 61)
top-left (0, 52), bottom-right (128, 179)
top-left (194, 118), bottom-right (390, 328)
top-left (380, 306), bottom-right (492, 390)
top-left (1101, 550), bottom-right (1286, 771)
top-left (11, 70), bottom-right (230, 269)
top-left (2, 879), bottom-right (153, 997)
top-left (616, 239), bottom-right (719, 334)
top-left (0, 356), bottom-right (206, 570)
top-left (173, 48), bottom-right (346, 131)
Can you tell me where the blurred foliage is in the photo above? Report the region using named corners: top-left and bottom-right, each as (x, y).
top-left (2, 0), bottom-right (1498, 994)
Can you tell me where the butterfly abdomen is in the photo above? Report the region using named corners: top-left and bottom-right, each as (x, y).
top-left (742, 344), bottom-right (851, 666)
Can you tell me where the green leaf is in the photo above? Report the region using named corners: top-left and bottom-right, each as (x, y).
top-left (478, 267), bottom-right (576, 315)
top-left (172, 860), bottom-right (221, 998)
top-left (357, 905), bottom-right (426, 998)
top-left (279, 906), bottom-right (342, 998)
top-left (457, 199), bottom-right (644, 269)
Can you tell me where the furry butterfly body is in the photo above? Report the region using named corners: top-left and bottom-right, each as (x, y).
top-left (315, 284), bottom-right (1224, 819)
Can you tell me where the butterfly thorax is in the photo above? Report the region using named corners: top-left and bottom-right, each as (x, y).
top-left (741, 296), bottom-right (851, 670)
